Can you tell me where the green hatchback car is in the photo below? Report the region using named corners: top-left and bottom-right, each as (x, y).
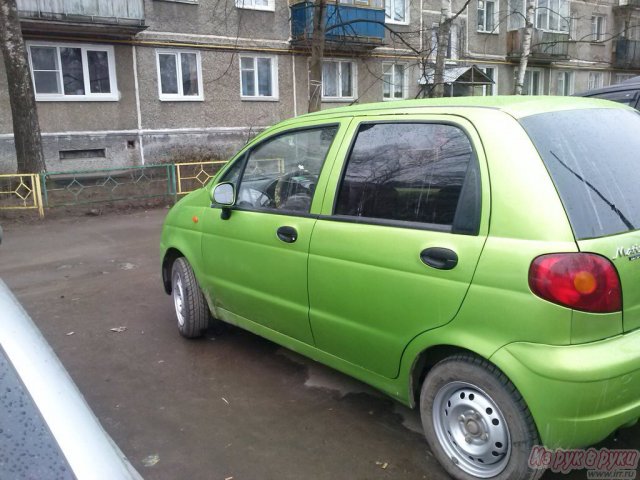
top-left (160, 96), bottom-right (640, 480)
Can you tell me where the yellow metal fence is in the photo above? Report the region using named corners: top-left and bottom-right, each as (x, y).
top-left (0, 161), bottom-right (228, 218)
top-left (0, 174), bottom-right (44, 218)
top-left (175, 161), bottom-right (227, 195)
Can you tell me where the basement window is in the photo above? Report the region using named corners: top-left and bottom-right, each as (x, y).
top-left (59, 149), bottom-right (106, 160)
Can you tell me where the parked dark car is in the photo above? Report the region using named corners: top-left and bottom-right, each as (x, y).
top-left (578, 75), bottom-right (640, 109)
top-left (0, 280), bottom-right (142, 480)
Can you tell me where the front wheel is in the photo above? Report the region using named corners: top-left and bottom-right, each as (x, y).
top-left (420, 354), bottom-right (543, 480)
top-left (171, 257), bottom-right (209, 338)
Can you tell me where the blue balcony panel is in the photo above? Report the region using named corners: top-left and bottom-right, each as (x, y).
top-left (291, 2), bottom-right (385, 48)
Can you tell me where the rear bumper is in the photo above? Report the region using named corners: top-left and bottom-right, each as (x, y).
top-left (491, 327), bottom-right (640, 448)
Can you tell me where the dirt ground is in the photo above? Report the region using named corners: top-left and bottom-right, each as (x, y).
top-left (0, 208), bottom-right (637, 480)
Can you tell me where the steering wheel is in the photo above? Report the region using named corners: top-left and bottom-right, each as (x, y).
top-left (274, 170), bottom-right (311, 209)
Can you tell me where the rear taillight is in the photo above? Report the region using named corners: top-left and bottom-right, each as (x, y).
top-left (528, 253), bottom-right (621, 313)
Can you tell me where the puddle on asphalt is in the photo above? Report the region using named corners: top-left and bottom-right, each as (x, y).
top-left (276, 348), bottom-right (423, 435)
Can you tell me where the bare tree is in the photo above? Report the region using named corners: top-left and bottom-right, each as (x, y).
top-left (308, 0), bottom-right (327, 113)
top-left (433, 0), bottom-right (453, 97)
top-left (514, 0), bottom-right (536, 94)
top-left (0, 0), bottom-right (46, 173)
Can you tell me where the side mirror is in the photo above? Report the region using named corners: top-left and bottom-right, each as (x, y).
top-left (212, 182), bottom-right (235, 206)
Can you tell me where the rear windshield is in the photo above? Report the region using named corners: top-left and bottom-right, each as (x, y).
top-left (520, 108), bottom-right (640, 240)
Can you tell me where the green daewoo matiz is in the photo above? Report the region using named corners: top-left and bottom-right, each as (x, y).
top-left (161, 96), bottom-right (640, 480)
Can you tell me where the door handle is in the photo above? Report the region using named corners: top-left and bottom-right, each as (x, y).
top-left (277, 226), bottom-right (298, 243)
top-left (420, 247), bottom-right (458, 270)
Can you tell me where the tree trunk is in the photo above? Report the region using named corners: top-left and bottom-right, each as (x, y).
top-left (0, 0), bottom-right (46, 173)
top-left (308, 0), bottom-right (326, 113)
top-left (432, 0), bottom-right (452, 98)
top-left (514, 0), bottom-right (535, 95)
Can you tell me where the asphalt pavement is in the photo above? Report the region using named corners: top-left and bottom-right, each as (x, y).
top-left (0, 208), bottom-right (637, 480)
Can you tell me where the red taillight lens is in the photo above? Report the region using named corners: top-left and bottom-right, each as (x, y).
top-left (529, 253), bottom-right (621, 313)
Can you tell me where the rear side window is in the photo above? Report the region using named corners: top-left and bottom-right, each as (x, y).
top-left (521, 108), bottom-right (640, 239)
top-left (334, 122), bottom-right (481, 234)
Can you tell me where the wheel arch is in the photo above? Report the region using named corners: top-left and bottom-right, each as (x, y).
top-left (162, 247), bottom-right (185, 294)
top-left (408, 344), bottom-right (478, 408)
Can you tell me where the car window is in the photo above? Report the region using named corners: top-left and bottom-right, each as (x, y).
top-left (219, 154), bottom-right (245, 185)
top-left (334, 122), bottom-right (481, 234)
top-left (521, 108), bottom-right (640, 239)
top-left (589, 89), bottom-right (639, 107)
top-left (235, 126), bottom-right (338, 213)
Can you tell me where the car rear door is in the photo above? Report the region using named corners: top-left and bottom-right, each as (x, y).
top-left (308, 115), bottom-right (490, 379)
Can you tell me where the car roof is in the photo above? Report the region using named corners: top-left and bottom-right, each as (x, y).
top-left (273, 96), bottom-right (625, 130)
top-left (578, 78), bottom-right (640, 96)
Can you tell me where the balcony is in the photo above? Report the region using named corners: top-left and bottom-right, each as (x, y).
top-left (614, 0), bottom-right (640, 11)
top-left (290, 0), bottom-right (385, 50)
top-left (614, 37), bottom-right (640, 69)
top-left (507, 28), bottom-right (570, 62)
top-left (17, 0), bottom-right (146, 38)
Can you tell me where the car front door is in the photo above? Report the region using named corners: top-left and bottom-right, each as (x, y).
top-left (200, 123), bottom-right (344, 345)
top-left (308, 116), bottom-right (490, 378)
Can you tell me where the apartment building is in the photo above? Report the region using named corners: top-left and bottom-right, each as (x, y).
top-left (0, 0), bottom-right (639, 171)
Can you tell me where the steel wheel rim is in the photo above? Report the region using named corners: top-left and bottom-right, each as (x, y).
top-left (172, 271), bottom-right (186, 327)
top-left (432, 381), bottom-right (511, 478)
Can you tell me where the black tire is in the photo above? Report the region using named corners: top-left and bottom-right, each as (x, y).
top-left (420, 354), bottom-right (544, 480)
top-left (171, 257), bottom-right (209, 339)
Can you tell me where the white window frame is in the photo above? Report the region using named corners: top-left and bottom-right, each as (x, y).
top-left (26, 41), bottom-right (118, 102)
top-left (239, 55), bottom-right (279, 101)
top-left (321, 59), bottom-right (357, 102)
top-left (523, 68), bottom-right (544, 95)
top-left (536, 0), bottom-right (570, 33)
top-left (591, 15), bottom-right (606, 42)
top-left (235, 0), bottom-right (275, 12)
top-left (555, 70), bottom-right (574, 95)
top-left (615, 73), bottom-right (636, 84)
top-left (385, 0), bottom-right (409, 25)
top-left (155, 49), bottom-right (203, 102)
top-left (588, 71), bottom-right (605, 90)
top-left (509, 0), bottom-right (569, 33)
top-left (477, 0), bottom-right (499, 33)
top-left (477, 66), bottom-right (498, 95)
top-left (382, 62), bottom-right (408, 100)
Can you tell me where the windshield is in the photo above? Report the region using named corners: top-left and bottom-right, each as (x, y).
top-left (520, 108), bottom-right (640, 240)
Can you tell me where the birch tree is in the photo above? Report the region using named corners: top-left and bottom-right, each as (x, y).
top-left (0, 0), bottom-right (46, 173)
top-left (514, 0), bottom-right (536, 94)
top-left (308, 0), bottom-right (327, 113)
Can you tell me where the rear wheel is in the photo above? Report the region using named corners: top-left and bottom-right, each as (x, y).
top-left (420, 354), bottom-right (543, 480)
top-left (171, 257), bottom-right (209, 338)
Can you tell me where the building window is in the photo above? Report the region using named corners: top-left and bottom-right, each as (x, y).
top-left (536, 0), bottom-right (570, 32)
top-left (382, 63), bottom-right (407, 100)
top-left (430, 23), bottom-right (458, 59)
top-left (322, 60), bottom-right (356, 100)
top-left (235, 0), bottom-right (274, 11)
top-left (474, 66), bottom-right (497, 95)
top-left (523, 69), bottom-right (543, 95)
top-left (156, 50), bottom-right (203, 101)
top-left (556, 71), bottom-right (574, 95)
top-left (27, 42), bottom-right (118, 101)
top-left (477, 0), bottom-right (497, 32)
top-left (240, 55), bottom-right (278, 100)
top-left (591, 15), bottom-right (606, 42)
top-left (509, 0), bottom-right (569, 32)
top-left (615, 73), bottom-right (636, 84)
top-left (588, 71), bottom-right (605, 90)
top-left (385, 0), bottom-right (408, 24)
